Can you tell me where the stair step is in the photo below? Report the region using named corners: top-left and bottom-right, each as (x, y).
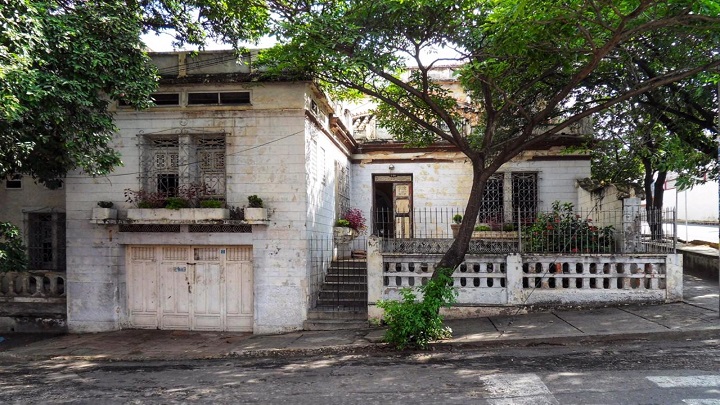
top-left (325, 274), bottom-right (367, 284)
top-left (303, 319), bottom-right (369, 331)
top-left (320, 280), bottom-right (367, 287)
top-left (307, 309), bottom-right (367, 320)
top-left (327, 267), bottom-right (367, 273)
top-left (315, 298), bottom-right (367, 309)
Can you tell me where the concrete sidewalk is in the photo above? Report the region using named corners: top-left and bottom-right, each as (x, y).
top-left (1, 274), bottom-right (718, 362)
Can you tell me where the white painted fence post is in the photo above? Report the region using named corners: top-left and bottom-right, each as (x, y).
top-left (505, 254), bottom-right (523, 305)
top-left (366, 236), bottom-right (385, 320)
top-left (622, 197), bottom-right (643, 253)
top-left (665, 254), bottom-right (683, 302)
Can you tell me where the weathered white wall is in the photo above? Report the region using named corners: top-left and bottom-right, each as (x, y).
top-left (65, 81), bottom-right (316, 333)
top-left (351, 150), bottom-right (590, 228)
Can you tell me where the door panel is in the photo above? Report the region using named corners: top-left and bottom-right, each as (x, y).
top-left (393, 182), bottom-right (412, 238)
top-left (193, 261), bottom-right (223, 330)
top-left (128, 245), bottom-right (253, 332)
top-left (160, 261), bottom-right (191, 329)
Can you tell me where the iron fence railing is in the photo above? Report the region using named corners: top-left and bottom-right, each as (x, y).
top-left (309, 234), bottom-right (368, 312)
top-left (373, 206), bottom-right (676, 255)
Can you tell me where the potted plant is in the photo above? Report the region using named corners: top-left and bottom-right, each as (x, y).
top-left (333, 208), bottom-right (366, 244)
top-left (244, 195), bottom-right (267, 221)
top-left (451, 214), bottom-right (462, 238)
top-left (92, 201), bottom-right (117, 221)
top-left (124, 187), bottom-right (229, 222)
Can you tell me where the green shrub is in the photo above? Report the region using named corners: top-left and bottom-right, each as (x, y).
top-left (502, 223), bottom-right (515, 231)
top-left (474, 224), bottom-right (491, 231)
top-left (165, 197), bottom-right (190, 210)
top-left (248, 195), bottom-right (263, 208)
top-left (335, 219), bottom-right (351, 227)
top-left (377, 272), bottom-right (457, 350)
top-left (452, 214), bottom-right (462, 224)
top-left (0, 222), bottom-right (28, 272)
top-left (524, 201), bottom-right (614, 253)
top-left (200, 200), bottom-right (223, 208)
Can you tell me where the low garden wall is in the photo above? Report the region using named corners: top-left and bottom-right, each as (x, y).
top-left (0, 271), bottom-right (67, 332)
top-left (366, 236), bottom-right (683, 319)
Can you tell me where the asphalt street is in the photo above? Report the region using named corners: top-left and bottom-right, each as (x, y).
top-left (1, 337), bottom-right (719, 404)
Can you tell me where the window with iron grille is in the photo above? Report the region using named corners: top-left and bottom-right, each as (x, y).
top-left (478, 174), bottom-right (504, 224)
top-left (512, 172), bottom-right (538, 224)
top-left (335, 161), bottom-right (350, 219)
top-left (139, 135), bottom-right (226, 199)
top-left (477, 172), bottom-right (537, 226)
top-left (27, 212), bottom-right (66, 271)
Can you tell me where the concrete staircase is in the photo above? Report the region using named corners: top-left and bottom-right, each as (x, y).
top-left (304, 259), bottom-right (368, 330)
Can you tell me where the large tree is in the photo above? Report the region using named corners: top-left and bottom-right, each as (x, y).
top-left (0, 0), bottom-right (268, 186)
top-left (247, 0), bottom-right (720, 275)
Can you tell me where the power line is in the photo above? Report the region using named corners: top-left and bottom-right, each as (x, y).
top-left (63, 129), bottom-right (304, 179)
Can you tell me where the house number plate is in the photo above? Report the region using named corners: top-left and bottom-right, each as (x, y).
top-left (174, 267), bottom-right (186, 272)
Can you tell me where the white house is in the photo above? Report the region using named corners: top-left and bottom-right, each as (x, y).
top-left (0, 51), bottom-right (594, 334)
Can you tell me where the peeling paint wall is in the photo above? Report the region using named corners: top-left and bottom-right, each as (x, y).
top-left (351, 150), bottom-right (590, 227)
top-left (65, 81), bottom-right (316, 334)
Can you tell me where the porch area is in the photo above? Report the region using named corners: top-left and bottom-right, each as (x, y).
top-left (308, 202), bottom-right (682, 328)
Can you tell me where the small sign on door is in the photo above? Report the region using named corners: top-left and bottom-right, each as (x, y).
top-left (174, 267), bottom-right (186, 272)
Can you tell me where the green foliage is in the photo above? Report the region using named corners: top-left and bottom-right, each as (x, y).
top-left (524, 201), bottom-right (614, 253)
top-left (0, 0), bottom-right (272, 186)
top-left (247, 195), bottom-right (263, 208)
top-left (0, 222), bottom-right (28, 272)
top-left (452, 214), bottom-right (463, 224)
top-left (474, 225), bottom-right (491, 232)
top-left (249, 0), bottom-right (719, 271)
top-left (165, 197), bottom-right (190, 210)
top-left (1, 0), bottom-right (159, 185)
top-left (335, 219), bottom-right (351, 227)
top-left (200, 200), bottom-right (223, 208)
top-left (377, 272), bottom-right (457, 350)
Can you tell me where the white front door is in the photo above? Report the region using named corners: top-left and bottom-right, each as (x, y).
top-left (128, 245), bottom-right (253, 332)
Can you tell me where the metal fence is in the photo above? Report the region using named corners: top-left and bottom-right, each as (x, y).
top-left (309, 234), bottom-right (368, 312)
top-left (373, 206), bottom-right (676, 255)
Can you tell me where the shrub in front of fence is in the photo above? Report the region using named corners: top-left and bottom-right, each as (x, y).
top-left (377, 272), bottom-right (457, 350)
top-left (524, 201), bottom-right (614, 253)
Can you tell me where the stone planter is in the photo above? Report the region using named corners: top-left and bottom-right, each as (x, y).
top-left (127, 208), bottom-right (229, 221)
top-left (451, 223), bottom-right (461, 238)
top-left (333, 226), bottom-right (358, 245)
top-left (92, 208), bottom-right (117, 221)
top-left (244, 207), bottom-right (268, 221)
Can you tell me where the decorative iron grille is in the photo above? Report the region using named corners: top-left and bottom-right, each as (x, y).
top-left (478, 173), bottom-right (504, 224)
top-left (335, 162), bottom-right (350, 218)
top-left (188, 224), bottom-right (251, 233)
top-left (119, 224), bottom-right (181, 232)
top-left (512, 172), bottom-right (537, 224)
top-left (27, 213), bottom-right (65, 271)
top-left (138, 135), bottom-right (225, 199)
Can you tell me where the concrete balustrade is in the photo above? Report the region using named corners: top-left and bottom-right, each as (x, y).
top-left (367, 236), bottom-right (683, 319)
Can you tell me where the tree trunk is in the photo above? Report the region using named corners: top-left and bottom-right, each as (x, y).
top-left (433, 161), bottom-right (489, 277)
top-left (642, 158), bottom-right (666, 241)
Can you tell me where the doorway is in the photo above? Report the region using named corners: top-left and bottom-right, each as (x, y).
top-left (373, 174), bottom-right (413, 238)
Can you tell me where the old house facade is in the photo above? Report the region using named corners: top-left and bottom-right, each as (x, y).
top-left (2, 51), bottom-right (638, 335)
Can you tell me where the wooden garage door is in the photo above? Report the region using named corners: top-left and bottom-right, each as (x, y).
top-left (128, 246), bottom-right (253, 332)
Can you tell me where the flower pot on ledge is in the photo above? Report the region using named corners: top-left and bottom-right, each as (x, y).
top-left (244, 207), bottom-right (268, 221)
top-left (92, 207), bottom-right (117, 221)
top-left (333, 226), bottom-right (358, 245)
top-left (127, 208), bottom-right (229, 222)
